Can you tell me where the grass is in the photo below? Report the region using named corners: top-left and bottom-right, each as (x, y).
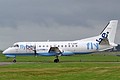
top-left (0, 52), bottom-right (120, 80)
top-left (1, 62), bottom-right (120, 80)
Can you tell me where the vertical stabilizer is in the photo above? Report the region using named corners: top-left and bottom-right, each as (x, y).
top-left (100, 20), bottom-right (118, 44)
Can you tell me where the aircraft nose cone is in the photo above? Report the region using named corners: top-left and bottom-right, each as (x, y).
top-left (2, 48), bottom-right (11, 54)
top-left (3, 50), bottom-right (7, 54)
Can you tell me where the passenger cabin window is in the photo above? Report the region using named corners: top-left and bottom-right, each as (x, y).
top-left (65, 45), bottom-right (67, 47)
top-left (76, 45), bottom-right (78, 47)
top-left (61, 45), bottom-right (63, 47)
top-left (68, 45), bottom-right (70, 47)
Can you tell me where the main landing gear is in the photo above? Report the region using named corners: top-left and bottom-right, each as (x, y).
top-left (54, 56), bottom-right (59, 63)
top-left (13, 57), bottom-right (16, 63)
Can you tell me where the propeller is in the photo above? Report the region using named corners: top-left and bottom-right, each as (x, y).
top-left (33, 45), bottom-right (37, 57)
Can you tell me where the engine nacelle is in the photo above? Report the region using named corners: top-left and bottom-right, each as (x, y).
top-left (62, 51), bottom-right (74, 56)
top-left (5, 55), bottom-right (16, 58)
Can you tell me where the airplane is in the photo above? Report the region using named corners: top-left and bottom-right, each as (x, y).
top-left (2, 20), bottom-right (118, 63)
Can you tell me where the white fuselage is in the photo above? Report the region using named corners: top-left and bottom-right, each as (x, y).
top-left (3, 39), bottom-right (111, 57)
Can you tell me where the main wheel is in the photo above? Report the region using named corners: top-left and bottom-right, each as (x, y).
top-left (54, 59), bottom-right (59, 63)
top-left (13, 59), bottom-right (16, 63)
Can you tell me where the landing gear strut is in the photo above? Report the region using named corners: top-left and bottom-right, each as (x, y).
top-left (54, 56), bottom-right (59, 63)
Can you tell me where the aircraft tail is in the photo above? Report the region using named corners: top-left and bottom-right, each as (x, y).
top-left (97, 20), bottom-right (118, 46)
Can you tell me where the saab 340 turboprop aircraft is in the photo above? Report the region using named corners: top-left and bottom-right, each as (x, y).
top-left (3, 20), bottom-right (118, 63)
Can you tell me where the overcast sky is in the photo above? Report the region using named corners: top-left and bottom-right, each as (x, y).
top-left (0, 0), bottom-right (120, 50)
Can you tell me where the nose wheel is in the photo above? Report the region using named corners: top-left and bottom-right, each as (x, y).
top-left (54, 56), bottom-right (59, 63)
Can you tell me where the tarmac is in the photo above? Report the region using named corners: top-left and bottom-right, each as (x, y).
top-left (0, 62), bottom-right (13, 66)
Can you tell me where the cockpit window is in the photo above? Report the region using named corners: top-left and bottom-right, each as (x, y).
top-left (13, 44), bottom-right (19, 47)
